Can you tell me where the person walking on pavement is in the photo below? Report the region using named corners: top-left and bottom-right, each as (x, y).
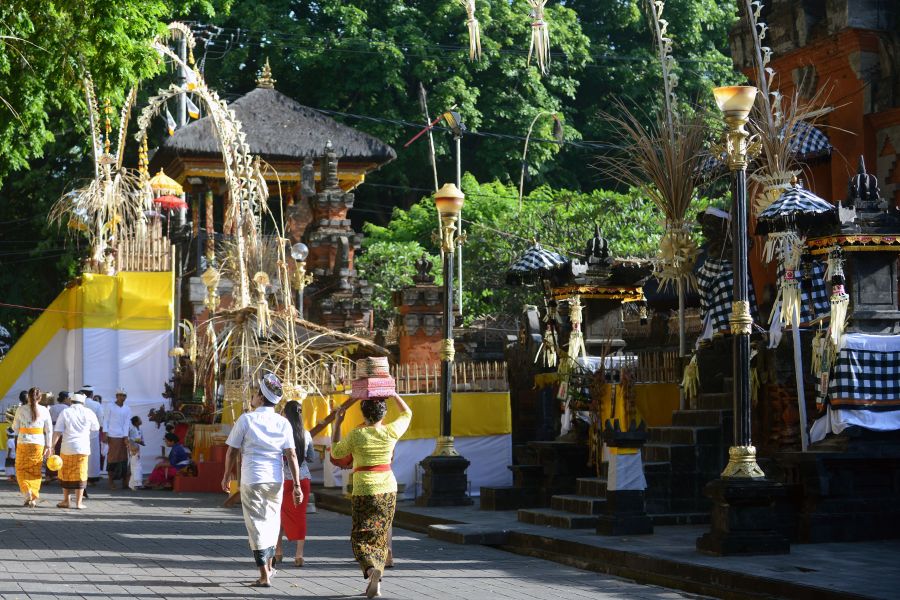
top-left (102, 389), bottom-right (132, 490)
top-left (80, 387), bottom-right (103, 480)
top-left (12, 387), bottom-right (53, 507)
top-left (331, 392), bottom-right (412, 599)
top-left (223, 373), bottom-right (303, 588)
top-left (275, 399), bottom-right (316, 566)
top-left (52, 393), bottom-right (100, 509)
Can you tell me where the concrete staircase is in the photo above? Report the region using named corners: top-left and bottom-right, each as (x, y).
top-left (517, 470), bottom-right (608, 529)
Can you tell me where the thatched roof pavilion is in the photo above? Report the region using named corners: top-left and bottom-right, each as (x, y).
top-left (150, 61), bottom-right (396, 191)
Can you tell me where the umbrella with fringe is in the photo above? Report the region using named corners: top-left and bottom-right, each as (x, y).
top-left (506, 242), bottom-right (569, 286)
top-left (756, 183), bottom-right (837, 236)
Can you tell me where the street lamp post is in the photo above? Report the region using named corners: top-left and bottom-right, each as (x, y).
top-left (696, 85), bottom-right (788, 556)
top-left (291, 242), bottom-right (313, 319)
top-left (416, 182), bottom-right (472, 507)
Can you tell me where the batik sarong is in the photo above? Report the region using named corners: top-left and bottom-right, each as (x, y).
top-left (60, 454), bottom-right (89, 490)
top-left (240, 482), bottom-right (283, 566)
top-left (15, 442), bottom-right (44, 499)
top-left (106, 437), bottom-right (128, 480)
top-left (351, 492), bottom-right (397, 577)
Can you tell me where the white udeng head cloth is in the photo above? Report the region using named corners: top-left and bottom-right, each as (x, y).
top-left (71, 393), bottom-right (86, 404)
top-left (260, 372), bottom-right (283, 404)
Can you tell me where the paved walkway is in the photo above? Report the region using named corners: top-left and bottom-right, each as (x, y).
top-left (317, 489), bottom-right (900, 600)
top-left (0, 482), bottom-right (699, 600)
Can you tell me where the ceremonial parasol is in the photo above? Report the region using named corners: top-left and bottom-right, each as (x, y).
top-left (759, 181), bottom-right (836, 452)
top-left (756, 182), bottom-right (837, 236)
top-left (505, 242), bottom-right (569, 285)
top-left (153, 195), bottom-right (188, 211)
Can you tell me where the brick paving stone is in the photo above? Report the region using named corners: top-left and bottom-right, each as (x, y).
top-left (0, 481), bottom-right (703, 600)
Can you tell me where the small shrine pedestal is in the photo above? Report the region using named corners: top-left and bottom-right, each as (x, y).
top-left (416, 454), bottom-right (474, 507)
top-left (696, 476), bottom-right (790, 556)
top-left (596, 420), bottom-right (653, 536)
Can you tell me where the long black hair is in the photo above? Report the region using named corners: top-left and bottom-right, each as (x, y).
top-left (283, 400), bottom-right (307, 465)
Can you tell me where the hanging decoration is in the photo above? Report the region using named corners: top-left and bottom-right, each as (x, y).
top-left (826, 246), bottom-right (849, 349)
top-left (766, 231), bottom-right (804, 329)
top-left (165, 106), bottom-right (177, 135)
top-left (526, 1), bottom-right (550, 75)
top-left (253, 271), bottom-right (271, 334)
top-left (457, 0), bottom-right (482, 61)
top-left (656, 221), bottom-right (700, 291)
top-left (567, 295), bottom-right (586, 361)
top-left (185, 95), bottom-right (201, 119)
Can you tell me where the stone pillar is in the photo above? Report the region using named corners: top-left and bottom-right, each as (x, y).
top-left (395, 256), bottom-right (444, 365)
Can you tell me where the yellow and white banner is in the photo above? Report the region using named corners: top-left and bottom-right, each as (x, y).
top-left (290, 391), bottom-right (513, 498)
top-left (0, 272), bottom-right (175, 475)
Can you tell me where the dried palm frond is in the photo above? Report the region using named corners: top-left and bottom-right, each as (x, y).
top-left (741, 0), bottom-right (836, 211)
top-left (527, 1), bottom-right (550, 75)
top-left (457, 0), bottom-right (482, 61)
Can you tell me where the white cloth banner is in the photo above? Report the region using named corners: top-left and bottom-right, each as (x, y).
top-left (810, 406), bottom-right (900, 443)
top-left (391, 434), bottom-right (512, 500)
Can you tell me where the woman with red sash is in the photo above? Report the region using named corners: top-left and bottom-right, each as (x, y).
top-left (331, 393), bottom-right (411, 599)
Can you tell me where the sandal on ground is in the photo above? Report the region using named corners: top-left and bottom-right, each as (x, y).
top-left (294, 557), bottom-right (304, 567)
top-left (74, 504), bottom-right (86, 510)
top-left (273, 554), bottom-right (282, 564)
top-left (250, 580), bottom-right (271, 588)
top-left (56, 502), bottom-right (70, 509)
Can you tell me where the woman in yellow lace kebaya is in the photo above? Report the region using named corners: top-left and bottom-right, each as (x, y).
top-left (331, 393), bottom-right (411, 599)
top-left (12, 388), bottom-right (53, 507)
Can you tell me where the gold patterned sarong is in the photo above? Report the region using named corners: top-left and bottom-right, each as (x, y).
top-left (60, 454), bottom-right (89, 490)
top-left (15, 443), bottom-right (44, 499)
top-left (351, 492), bottom-right (396, 577)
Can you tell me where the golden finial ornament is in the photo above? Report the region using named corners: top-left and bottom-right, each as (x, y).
top-left (257, 58), bottom-right (276, 89)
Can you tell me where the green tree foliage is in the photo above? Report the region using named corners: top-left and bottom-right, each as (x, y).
top-left (360, 174), bottom-right (662, 326)
top-left (192, 0), bottom-right (735, 195)
top-left (0, 1), bottom-right (226, 338)
top-left (193, 0), bottom-right (591, 195)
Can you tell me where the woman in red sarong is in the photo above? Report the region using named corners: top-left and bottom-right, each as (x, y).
top-left (276, 400), bottom-right (315, 566)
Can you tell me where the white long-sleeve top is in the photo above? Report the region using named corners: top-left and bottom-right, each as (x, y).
top-left (12, 404), bottom-right (53, 447)
top-left (103, 403), bottom-right (133, 438)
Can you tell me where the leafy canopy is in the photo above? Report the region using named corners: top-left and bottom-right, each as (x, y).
top-left (358, 174), bottom-right (663, 326)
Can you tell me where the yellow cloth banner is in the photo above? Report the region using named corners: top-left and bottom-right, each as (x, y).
top-left (336, 392), bottom-right (511, 441)
top-left (225, 392), bottom-right (511, 441)
top-left (0, 271), bottom-right (174, 400)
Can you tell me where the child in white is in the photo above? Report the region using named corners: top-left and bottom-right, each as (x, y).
top-left (127, 416), bottom-right (145, 490)
top-left (5, 428), bottom-right (15, 480)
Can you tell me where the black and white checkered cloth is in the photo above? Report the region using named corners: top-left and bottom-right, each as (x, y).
top-left (828, 345), bottom-right (900, 411)
top-left (507, 243), bottom-right (569, 284)
top-left (775, 260), bottom-right (829, 323)
top-left (697, 257), bottom-right (759, 334)
top-left (789, 121), bottom-right (831, 159)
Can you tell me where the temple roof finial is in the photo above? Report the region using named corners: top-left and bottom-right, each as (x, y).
top-left (257, 58), bottom-right (276, 89)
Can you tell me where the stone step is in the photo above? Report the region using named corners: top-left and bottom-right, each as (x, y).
top-left (647, 425), bottom-right (722, 445)
top-left (649, 512), bottom-right (710, 526)
top-left (550, 494), bottom-right (606, 515)
top-left (517, 507), bottom-right (600, 529)
top-left (576, 476), bottom-right (607, 497)
top-left (512, 444), bottom-right (538, 465)
top-left (671, 409), bottom-right (731, 427)
top-left (642, 443), bottom-right (693, 464)
top-left (509, 464), bottom-right (544, 488)
top-left (696, 392), bottom-right (732, 410)
top-left (479, 486), bottom-right (539, 511)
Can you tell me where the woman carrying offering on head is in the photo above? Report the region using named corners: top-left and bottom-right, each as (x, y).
top-left (331, 392), bottom-right (412, 599)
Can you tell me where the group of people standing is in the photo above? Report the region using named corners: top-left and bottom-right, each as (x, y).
top-left (223, 372), bottom-right (410, 598)
top-left (8, 384), bottom-right (138, 508)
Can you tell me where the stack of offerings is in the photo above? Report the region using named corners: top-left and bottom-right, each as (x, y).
top-left (351, 357), bottom-right (395, 399)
